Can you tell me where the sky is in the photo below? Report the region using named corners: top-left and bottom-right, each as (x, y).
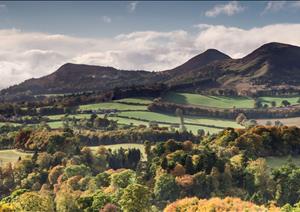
top-left (1, 1), bottom-right (300, 89)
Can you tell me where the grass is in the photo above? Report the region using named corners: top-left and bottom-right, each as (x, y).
top-left (119, 111), bottom-right (240, 128)
top-left (0, 149), bottom-right (32, 166)
top-left (163, 92), bottom-right (300, 109)
top-left (90, 144), bottom-right (146, 160)
top-left (47, 121), bottom-right (64, 129)
top-left (265, 156), bottom-right (300, 168)
top-left (115, 97), bottom-right (153, 105)
top-left (258, 96), bottom-right (300, 107)
top-left (46, 114), bottom-right (92, 121)
top-left (0, 122), bottom-right (21, 127)
top-left (79, 102), bottom-right (148, 111)
top-left (257, 117), bottom-right (300, 127)
top-left (162, 92), bottom-right (254, 109)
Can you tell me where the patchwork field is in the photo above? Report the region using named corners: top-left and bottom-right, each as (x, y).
top-left (162, 92), bottom-right (254, 108)
top-left (119, 111), bottom-right (240, 128)
top-left (258, 96), bottom-right (300, 107)
top-left (114, 97), bottom-right (153, 105)
top-left (257, 117), bottom-right (300, 127)
top-left (162, 92), bottom-right (300, 109)
top-left (0, 150), bottom-right (32, 165)
top-left (5, 95), bottom-right (300, 135)
top-left (79, 102), bottom-right (148, 111)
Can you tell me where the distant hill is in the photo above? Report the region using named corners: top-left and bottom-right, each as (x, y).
top-left (0, 63), bottom-right (165, 95)
top-left (2, 42), bottom-right (300, 97)
top-left (164, 42), bottom-right (300, 95)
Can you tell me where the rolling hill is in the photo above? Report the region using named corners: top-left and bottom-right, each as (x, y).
top-left (2, 42), bottom-right (300, 97)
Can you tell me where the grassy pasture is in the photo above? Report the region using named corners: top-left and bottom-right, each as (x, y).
top-left (47, 121), bottom-right (64, 129)
top-left (46, 114), bottom-right (92, 121)
top-left (0, 122), bottom-right (21, 127)
top-left (163, 92), bottom-right (300, 109)
top-left (0, 150), bottom-right (32, 166)
top-left (258, 96), bottom-right (300, 107)
top-left (162, 92), bottom-right (254, 109)
top-left (266, 156), bottom-right (300, 168)
top-left (115, 97), bottom-right (153, 105)
top-left (79, 102), bottom-right (148, 111)
top-left (257, 117), bottom-right (300, 127)
top-left (119, 111), bottom-right (240, 128)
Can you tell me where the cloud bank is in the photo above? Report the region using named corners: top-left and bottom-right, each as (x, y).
top-left (205, 1), bottom-right (244, 17)
top-left (1, 23), bottom-right (300, 89)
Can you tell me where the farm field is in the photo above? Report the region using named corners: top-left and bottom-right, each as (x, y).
top-left (119, 111), bottom-right (240, 128)
top-left (46, 113), bottom-right (91, 121)
top-left (257, 117), bottom-right (300, 127)
top-left (266, 156), bottom-right (300, 168)
top-left (0, 149), bottom-right (32, 165)
top-left (90, 143), bottom-right (146, 160)
top-left (162, 92), bottom-right (300, 109)
top-left (47, 121), bottom-right (64, 129)
top-left (258, 96), bottom-right (300, 107)
top-left (79, 102), bottom-right (148, 111)
top-left (115, 97), bottom-right (153, 105)
top-left (162, 92), bottom-right (254, 108)
top-left (0, 122), bottom-right (21, 127)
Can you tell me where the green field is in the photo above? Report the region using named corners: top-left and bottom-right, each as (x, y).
top-left (257, 117), bottom-right (300, 127)
top-left (0, 122), bottom-right (21, 127)
top-left (47, 121), bottom-right (64, 129)
top-left (45, 110), bottom-right (239, 133)
top-left (163, 92), bottom-right (254, 108)
top-left (0, 150), bottom-right (32, 166)
top-left (79, 102), bottom-right (148, 111)
top-left (266, 156), bottom-right (300, 168)
top-left (163, 92), bottom-right (300, 109)
top-left (119, 111), bottom-right (240, 128)
top-left (90, 143), bottom-right (146, 160)
top-left (46, 113), bottom-right (92, 121)
top-left (115, 97), bottom-right (153, 105)
top-left (258, 96), bottom-right (300, 107)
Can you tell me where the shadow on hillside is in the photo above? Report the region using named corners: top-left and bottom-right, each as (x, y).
top-left (167, 92), bottom-right (188, 104)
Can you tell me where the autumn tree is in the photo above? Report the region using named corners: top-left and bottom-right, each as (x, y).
top-left (119, 184), bottom-right (151, 212)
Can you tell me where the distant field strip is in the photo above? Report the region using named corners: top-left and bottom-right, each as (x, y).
top-left (266, 156), bottom-right (300, 168)
top-left (258, 96), bottom-right (300, 107)
top-left (79, 102), bottom-right (148, 111)
top-left (118, 111), bottom-right (240, 128)
top-left (257, 117), bottom-right (300, 127)
top-left (163, 92), bottom-right (300, 109)
top-left (162, 92), bottom-right (254, 108)
top-left (0, 149), bottom-right (32, 166)
top-left (114, 97), bottom-right (153, 105)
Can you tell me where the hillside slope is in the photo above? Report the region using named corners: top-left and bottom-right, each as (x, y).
top-left (167, 42), bottom-right (300, 94)
top-left (2, 42), bottom-right (300, 97)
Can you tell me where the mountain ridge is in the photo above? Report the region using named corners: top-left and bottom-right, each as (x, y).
top-left (2, 42), bottom-right (300, 97)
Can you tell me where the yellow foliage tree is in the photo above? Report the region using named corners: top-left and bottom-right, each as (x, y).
top-left (164, 197), bottom-right (280, 212)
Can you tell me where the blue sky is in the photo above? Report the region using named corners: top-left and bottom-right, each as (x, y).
top-left (1, 1), bottom-right (300, 37)
top-left (1, 1), bottom-right (300, 88)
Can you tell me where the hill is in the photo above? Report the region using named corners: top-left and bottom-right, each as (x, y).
top-left (2, 42), bottom-right (300, 97)
top-left (168, 42), bottom-right (300, 95)
top-left (0, 63), bottom-right (165, 95)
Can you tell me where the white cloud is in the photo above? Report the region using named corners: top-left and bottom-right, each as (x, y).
top-left (128, 1), bottom-right (138, 13)
top-left (0, 4), bottom-right (6, 9)
top-left (205, 1), bottom-right (244, 17)
top-left (101, 16), bottom-right (112, 23)
top-left (262, 1), bottom-right (300, 14)
top-left (262, 1), bottom-right (286, 14)
top-left (1, 23), bottom-right (300, 89)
